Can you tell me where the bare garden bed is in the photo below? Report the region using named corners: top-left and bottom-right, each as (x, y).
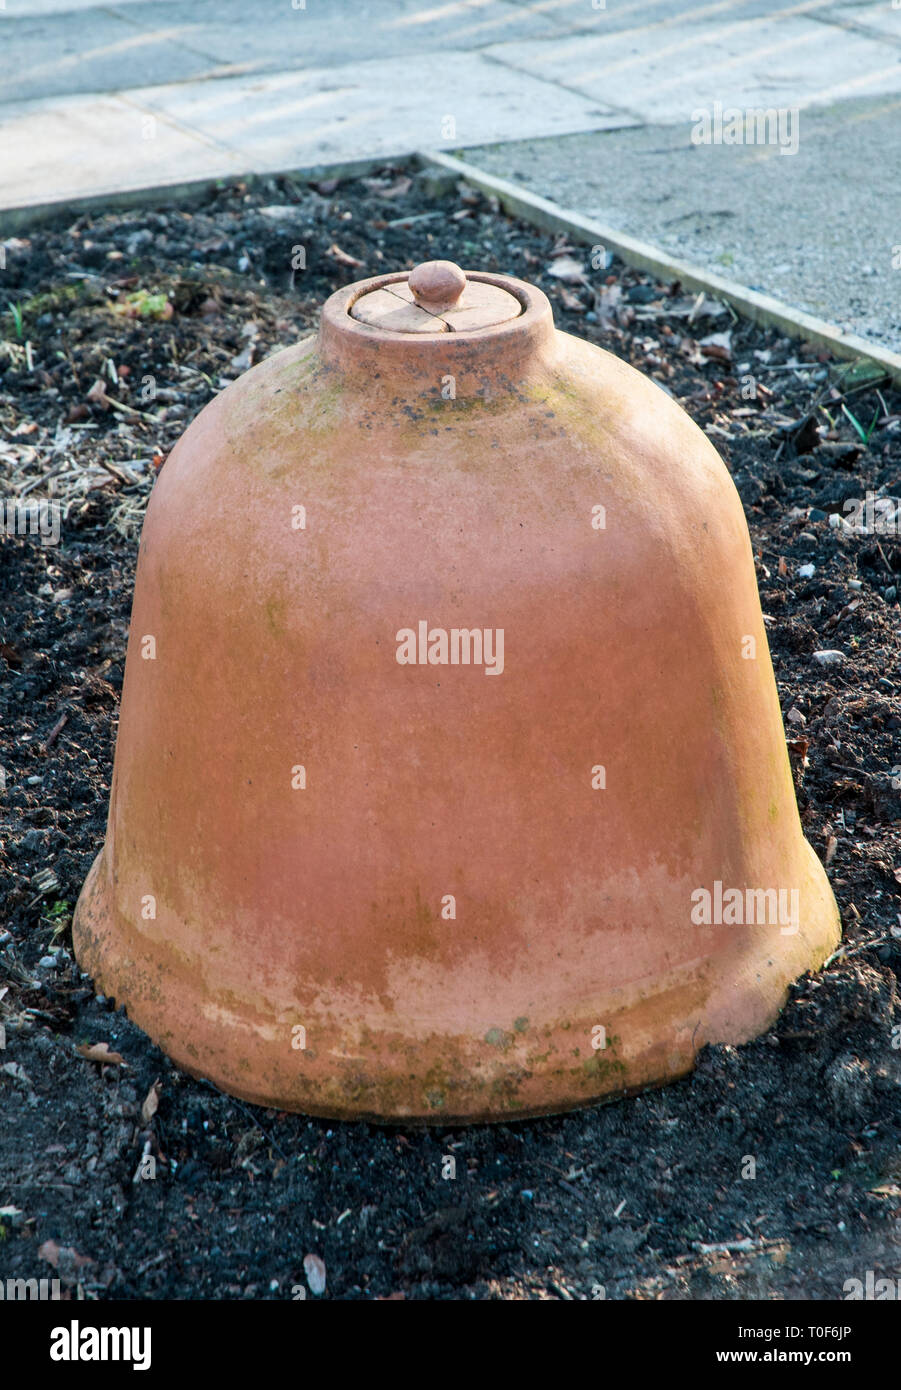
top-left (1, 166), bottom-right (900, 1301)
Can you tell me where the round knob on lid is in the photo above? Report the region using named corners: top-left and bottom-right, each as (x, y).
top-left (408, 259), bottom-right (467, 313)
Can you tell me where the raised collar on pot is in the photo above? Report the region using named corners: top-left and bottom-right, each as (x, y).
top-left (318, 258), bottom-right (556, 389)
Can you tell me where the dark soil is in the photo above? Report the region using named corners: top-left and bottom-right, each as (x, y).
top-left (1, 166), bottom-right (900, 1302)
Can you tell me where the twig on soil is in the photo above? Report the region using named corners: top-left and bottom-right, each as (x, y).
top-left (96, 458), bottom-right (130, 486)
top-left (824, 931), bottom-right (897, 968)
top-left (43, 711), bottom-right (68, 751)
top-left (385, 211), bottom-right (443, 228)
top-left (692, 1237), bottom-right (777, 1254)
top-left (135, 1252), bottom-right (168, 1276)
top-left (104, 397), bottom-right (159, 425)
top-left (875, 540), bottom-right (895, 578)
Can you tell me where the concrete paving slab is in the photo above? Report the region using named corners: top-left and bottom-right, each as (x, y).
top-left (823, 1), bottom-right (901, 41)
top-left (1, 91), bottom-right (246, 210)
top-left (0, 12), bottom-right (228, 103)
top-left (504, 0), bottom-right (849, 35)
top-left (503, 0), bottom-right (867, 34)
top-left (486, 12), bottom-right (901, 121)
top-left (114, 0), bottom-right (566, 70)
top-left (0, 0), bottom-right (574, 103)
top-left (465, 92), bottom-right (901, 350)
top-left (0, 0), bottom-right (146, 13)
top-left (0, 43), bottom-right (630, 212)
top-left (112, 51), bottom-right (632, 165)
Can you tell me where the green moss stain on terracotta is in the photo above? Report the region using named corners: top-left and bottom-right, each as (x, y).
top-left (264, 595), bottom-right (286, 637)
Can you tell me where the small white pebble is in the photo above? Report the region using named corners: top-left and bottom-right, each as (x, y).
top-left (303, 1253), bottom-right (327, 1296)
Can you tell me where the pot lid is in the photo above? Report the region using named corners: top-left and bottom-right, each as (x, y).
top-left (350, 258), bottom-right (522, 334)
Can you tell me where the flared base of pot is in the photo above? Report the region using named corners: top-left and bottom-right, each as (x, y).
top-left (73, 846), bottom-right (841, 1125)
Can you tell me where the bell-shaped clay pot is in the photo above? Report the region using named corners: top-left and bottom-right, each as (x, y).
top-left (73, 259), bottom-right (840, 1122)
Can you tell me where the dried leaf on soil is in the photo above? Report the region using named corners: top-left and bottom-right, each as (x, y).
top-left (38, 1238), bottom-right (94, 1279)
top-left (141, 1079), bottom-right (162, 1126)
top-left (77, 1042), bottom-right (126, 1066)
top-left (546, 255), bottom-right (585, 282)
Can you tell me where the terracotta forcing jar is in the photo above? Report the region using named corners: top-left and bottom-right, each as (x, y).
top-left (73, 258), bottom-right (841, 1122)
